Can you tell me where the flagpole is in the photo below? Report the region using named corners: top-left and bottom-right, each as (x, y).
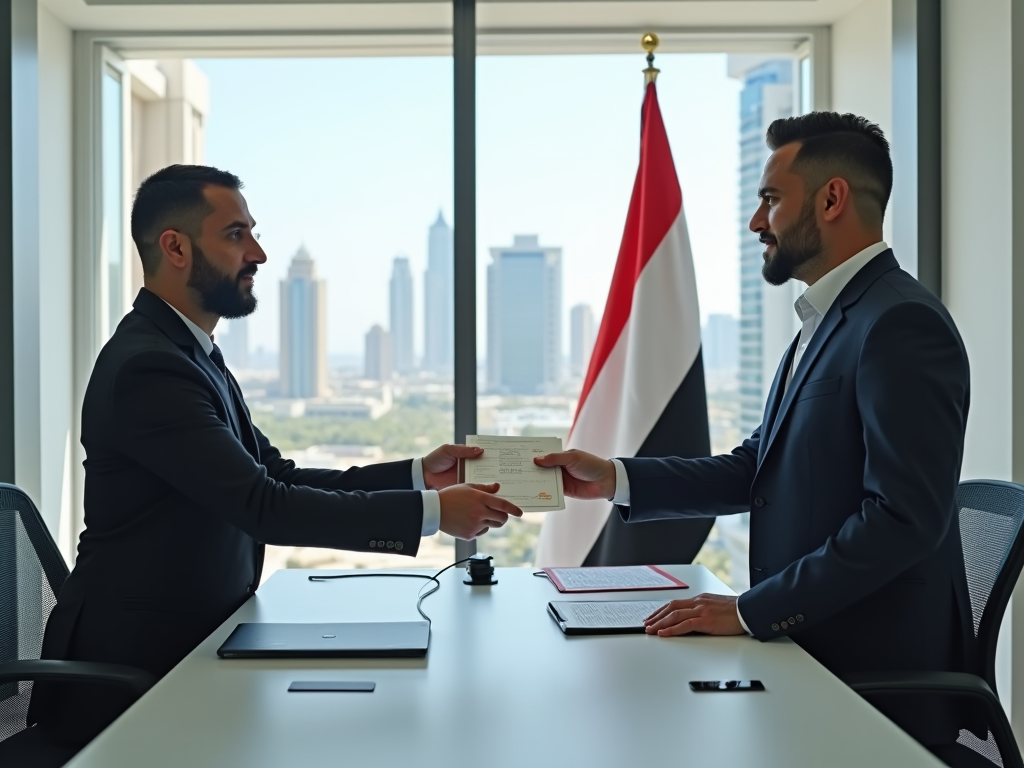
top-left (642, 32), bottom-right (660, 85)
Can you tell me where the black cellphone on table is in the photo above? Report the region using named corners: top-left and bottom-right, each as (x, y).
top-left (689, 680), bottom-right (765, 692)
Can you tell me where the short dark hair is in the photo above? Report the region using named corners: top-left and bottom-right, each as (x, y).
top-left (765, 112), bottom-right (892, 230)
top-left (130, 164), bottom-right (243, 275)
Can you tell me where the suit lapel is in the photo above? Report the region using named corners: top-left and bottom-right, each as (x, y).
top-left (132, 288), bottom-right (243, 439)
top-left (224, 369), bottom-right (260, 462)
top-left (756, 249), bottom-right (902, 467)
top-left (758, 333), bottom-right (800, 465)
top-left (760, 305), bottom-right (845, 463)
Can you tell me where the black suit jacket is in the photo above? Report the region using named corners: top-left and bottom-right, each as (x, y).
top-left (619, 251), bottom-right (973, 682)
top-left (30, 288), bottom-right (425, 743)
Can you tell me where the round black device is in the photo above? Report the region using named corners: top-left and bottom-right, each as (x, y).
top-left (464, 553), bottom-right (498, 585)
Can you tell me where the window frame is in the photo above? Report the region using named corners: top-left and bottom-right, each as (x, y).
top-left (70, 18), bottom-right (830, 557)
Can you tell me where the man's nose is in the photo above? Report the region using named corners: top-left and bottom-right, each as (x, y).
top-left (251, 243), bottom-right (268, 264)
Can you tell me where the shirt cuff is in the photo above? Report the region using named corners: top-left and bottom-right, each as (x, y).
top-left (420, 490), bottom-right (441, 536)
top-left (411, 457), bottom-right (427, 491)
top-left (736, 600), bottom-right (752, 635)
top-left (610, 459), bottom-right (631, 505)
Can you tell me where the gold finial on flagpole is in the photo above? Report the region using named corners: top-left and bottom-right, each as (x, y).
top-left (642, 32), bottom-right (660, 84)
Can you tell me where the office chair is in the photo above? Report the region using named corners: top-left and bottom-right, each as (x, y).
top-left (846, 480), bottom-right (1024, 768)
top-left (0, 483), bottom-right (155, 768)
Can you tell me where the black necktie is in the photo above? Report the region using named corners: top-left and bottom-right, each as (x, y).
top-left (209, 343), bottom-right (228, 377)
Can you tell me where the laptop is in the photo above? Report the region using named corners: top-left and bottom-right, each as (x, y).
top-left (216, 621), bottom-right (430, 659)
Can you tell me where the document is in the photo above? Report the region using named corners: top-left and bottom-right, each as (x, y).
top-left (554, 600), bottom-right (664, 628)
top-left (548, 600), bottom-right (666, 635)
top-left (462, 435), bottom-right (565, 511)
top-left (543, 565), bottom-right (688, 593)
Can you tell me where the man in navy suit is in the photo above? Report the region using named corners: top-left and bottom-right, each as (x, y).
top-left (538, 113), bottom-right (972, 707)
top-left (30, 165), bottom-right (520, 746)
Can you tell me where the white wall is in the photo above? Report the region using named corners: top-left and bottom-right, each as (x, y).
top-left (941, 0), bottom-right (1024, 731)
top-left (831, 0), bottom-right (895, 248)
top-left (37, 5), bottom-right (75, 561)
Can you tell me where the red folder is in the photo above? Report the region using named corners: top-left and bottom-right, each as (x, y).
top-left (542, 565), bottom-right (688, 593)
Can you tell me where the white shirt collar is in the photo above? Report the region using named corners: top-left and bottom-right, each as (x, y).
top-left (162, 299), bottom-right (214, 356)
top-left (800, 241), bottom-right (889, 319)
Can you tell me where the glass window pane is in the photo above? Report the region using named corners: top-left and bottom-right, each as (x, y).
top-left (101, 67), bottom-right (125, 338)
top-left (189, 56), bottom-right (454, 579)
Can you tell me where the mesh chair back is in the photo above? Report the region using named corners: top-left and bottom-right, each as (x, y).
top-left (957, 480), bottom-right (1024, 695)
top-left (0, 484), bottom-right (69, 745)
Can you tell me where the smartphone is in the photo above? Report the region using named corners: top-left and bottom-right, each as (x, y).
top-left (688, 680), bottom-right (765, 692)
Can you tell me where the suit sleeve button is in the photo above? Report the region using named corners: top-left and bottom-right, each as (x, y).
top-left (369, 540), bottom-right (376, 548)
top-left (754, 497), bottom-right (765, 507)
top-left (796, 614), bottom-right (804, 622)
top-left (378, 541), bottom-right (385, 548)
top-left (788, 617), bottom-right (796, 624)
top-left (395, 542), bottom-right (404, 551)
top-left (386, 541), bottom-right (395, 549)
top-left (781, 621), bottom-right (789, 629)
top-left (772, 623), bottom-right (780, 631)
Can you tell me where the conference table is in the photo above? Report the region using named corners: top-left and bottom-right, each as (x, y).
top-left (65, 565), bottom-right (944, 767)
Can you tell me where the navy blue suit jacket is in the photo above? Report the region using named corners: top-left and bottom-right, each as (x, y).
top-left (31, 288), bottom-right (425, 743)
top-left (619, 251), bottom-right (972, 678)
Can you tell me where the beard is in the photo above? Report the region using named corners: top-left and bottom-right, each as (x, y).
top-left (187, 241), bottom-right (258, 319)
top-left (760, 197), bottom-right (825, 286)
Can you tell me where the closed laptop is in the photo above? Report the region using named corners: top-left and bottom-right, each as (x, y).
top-left (216, 621), bottom-right (430, 659)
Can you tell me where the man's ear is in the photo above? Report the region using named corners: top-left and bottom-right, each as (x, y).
top-left (158, 230), bottom-right (191, 272)
top-left (820, 178), bottom-right (851, 223)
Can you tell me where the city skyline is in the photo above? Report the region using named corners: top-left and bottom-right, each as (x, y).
top-left (197, 54), bottom-right (742, 358)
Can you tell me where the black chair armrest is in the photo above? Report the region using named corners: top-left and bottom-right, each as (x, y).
top-left (0, 659), bottom-right (157, 696)
top-left (844, 671), bottom-right (1023, 768)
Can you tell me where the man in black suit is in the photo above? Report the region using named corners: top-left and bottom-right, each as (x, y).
top-left (29, 165), bottom-right (520, 745)
top-left (537, 114), bottom-right (972, 740)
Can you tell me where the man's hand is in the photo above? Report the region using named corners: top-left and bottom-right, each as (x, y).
top-left (422, 444), bottom-right (484, 490)
top-left (643, 593), bottom-right (745, 637)
top-left (438, 483), bottom-right (523, 540)
top-left (533, 449), bottom-right (617, 500)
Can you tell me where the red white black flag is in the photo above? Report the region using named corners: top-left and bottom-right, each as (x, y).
top-left (535, 80), bottom-right (714, 567)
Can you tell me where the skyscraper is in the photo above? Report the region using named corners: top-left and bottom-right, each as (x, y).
top-left (218, 316), bottom-right (249, 370)
top-left (702, 313), bottom-right (739, 373)
top-left (423, 211), bottom-right (453, 374)
top-left (279, 245), bottom-right (329, 398)
top-left (570, 303), bottom-right (595, 379)
top-left (364, 324), bottom-right (393, 382)
top-left (389, 255), bottom-right (414, 373)
top-left (487, 235), bottom-right (563, 395)
top-left (729, 56), bottom-right (799, 436)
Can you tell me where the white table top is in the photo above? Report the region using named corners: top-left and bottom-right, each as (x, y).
top-left (66, 565), bottom-right (943, 768)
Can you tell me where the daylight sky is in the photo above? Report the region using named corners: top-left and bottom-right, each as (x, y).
top-left (197, 54), bottom-right (743, 356)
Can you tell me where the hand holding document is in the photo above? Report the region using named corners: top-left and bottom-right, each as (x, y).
top-left (462, 435), bottom-right (565, 512)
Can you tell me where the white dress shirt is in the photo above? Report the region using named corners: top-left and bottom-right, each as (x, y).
top-left (162, 300), bottom-right (440, 536)
top-left (609, 241), bottom-right (889, 634)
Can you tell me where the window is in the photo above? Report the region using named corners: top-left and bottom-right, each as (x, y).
top-left (80, 24), bottom-right (815, 590)
top-left (100, 62), bottom-right (128, 339)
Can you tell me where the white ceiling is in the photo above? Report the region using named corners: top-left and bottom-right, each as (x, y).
top-left (42, 0), bottom-right (867, 34)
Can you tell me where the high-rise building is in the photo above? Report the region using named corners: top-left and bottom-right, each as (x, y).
top-left (423, 211), bottom-right (453, 374)
top-left (390, 255), bottom-right (415, 373)
top-left (729, 56), bottom-right (799, 436)
top-left (702, 313), bottom-right (739, 373)
top-left (364, 324), bottom-right (393, 382)
top-left (279, 245), bottom-right (329, 398)
top-left (570, 303), bottom-right (595, 379)
top-left (487, 235), bottom-right (563, 395)
top-left (218, 316), bottom-right (249, 370)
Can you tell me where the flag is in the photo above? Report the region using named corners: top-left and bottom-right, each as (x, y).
top-left (534, 80), bottom-right (714, 567)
